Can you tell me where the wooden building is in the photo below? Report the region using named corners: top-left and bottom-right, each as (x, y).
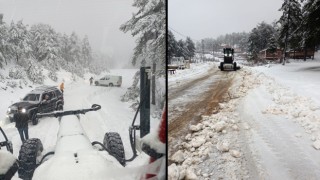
top-left (259, 48), bottom-right (282, 61)
top-left (286, 48), bottom-right (315, 59)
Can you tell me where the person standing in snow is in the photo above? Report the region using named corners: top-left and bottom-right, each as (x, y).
top-left (60, 82), bottom-right (64, 94)
top-left (89, 77), bottom-right (93, 85)
top-left (14, 106), bottom-right (29, 143)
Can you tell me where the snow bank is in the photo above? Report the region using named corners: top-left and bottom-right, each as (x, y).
top-left (252, 55), bottom-right (320, 146)
top-left (168, 67), bottom-right (257, 179)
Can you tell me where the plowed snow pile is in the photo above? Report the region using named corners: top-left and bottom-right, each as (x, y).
top-left (169, 67), bottom-right (262, 179)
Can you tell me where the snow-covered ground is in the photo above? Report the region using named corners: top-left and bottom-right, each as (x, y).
top-left (0, 68), bottom-right (163, 179)
top-left (169, 52), bottom-right (320, 179)
top-left (168, 62), bottom-right (216, 90)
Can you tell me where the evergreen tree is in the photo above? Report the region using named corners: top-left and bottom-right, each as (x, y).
top-left (176, 39), bottom-right (189, 59)
top-left (8, 20), bottom-right (30, 62)
top-left (81, 35), bottom-right (92, 66)
top-left (168, 30), bottom-right (177, 63)
top-left (29, 24), bottom-right (59, 63)
top-left (185, 37), bottom-right (195, 59)
top-left (120, 0), bottom-right (166, 72)
top-left (268, 34), bottom-right (278, 53)
top-left (248, 22), bottom-right (276, 62)
top-left (302, 0), bottom-right (320, 48)
top-left (120, 0), bottom-right (165, 109)
top-left (0, 22), bottom-right (9, 67)
top-left (248, 28), bottom-right (260, 61)
top-left (278, 0), bottom-right (302, 64)
top-left (69, 32), bottom-right (81, 63)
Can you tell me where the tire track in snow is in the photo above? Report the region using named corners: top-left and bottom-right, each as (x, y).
top-left (240, 86), bottom-right (320, 179)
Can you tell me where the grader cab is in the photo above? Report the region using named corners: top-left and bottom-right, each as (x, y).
top-left (219, 48), bottom-right (239, 71)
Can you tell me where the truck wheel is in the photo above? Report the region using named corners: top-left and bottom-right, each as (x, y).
top-left (220, 62), bottom-right (224, 71)
top-left (233, 62), bottom-right (237, 71)
top-left (31, 113), bottom-right (39, 125)
top-left (103, 132), bottom-right (126, 166)
top-left (56, 104), bottom-right (63, 111)
top-left (109, 83), bottom-right (113, 87)
top-left (18, 138), bottom-right (43, 180)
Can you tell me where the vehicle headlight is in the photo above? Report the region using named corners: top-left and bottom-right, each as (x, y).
top-left (21, 108), bottom-right (26, 113)
top-left (7, 108), bottom-right (11, 112)
top-left (224, 54), bottom-right (227, 56)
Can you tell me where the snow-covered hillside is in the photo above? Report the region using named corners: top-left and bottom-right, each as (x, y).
top-left (1, 68), bottom-right (163, 179)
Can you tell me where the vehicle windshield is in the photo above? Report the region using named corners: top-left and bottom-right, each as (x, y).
top-left (23, 94), bottom-right (41, 102)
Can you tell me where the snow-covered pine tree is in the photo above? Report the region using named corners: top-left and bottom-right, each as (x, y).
top-left (248, 22), bottom-right (276, 63)
top-left (176, 39), bottom-right (189, 60)
top-left (81, 35), bottom-right (92, 67)
top-left (268, 35), bottom-right (278, 53)
top-left (0, 21), bottom-right (9, 67)
top-left (25, 59), bottom-right (44, 84)
top-left (29, 24), bottom-right (60, 66)
top-left (59, 33), bottom-right (72, 64)
top-left (301, 0), bottom-right (320, 54)
top-left (120, 0), bottom-right (165, 109)
top-left (248, 28), bottom-right (259, 62)
top-left (168, 30), bottom-right (177, 64)
top-left (185, 37), bottom-right (195, 60)
top-left (8, 20), bottom-right (31, 62)
top-left (278, 0), bottom-right (302, 64)
top-left (120, 0), bottom-right (165, 70)
top-left (68, 32), bottom-right (81, 63)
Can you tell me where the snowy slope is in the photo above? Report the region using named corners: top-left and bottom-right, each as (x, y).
top-left (0, 68), bottom-right (163, 179)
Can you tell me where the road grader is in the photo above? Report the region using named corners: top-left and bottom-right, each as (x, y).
top-left (219, 48), bottom-right (240, 71)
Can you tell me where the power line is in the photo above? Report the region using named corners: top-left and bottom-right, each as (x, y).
top-left (168, 26), bottom-right (199, 42)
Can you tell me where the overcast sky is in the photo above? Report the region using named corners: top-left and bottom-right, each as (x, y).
top-left (169, 0), bottom-right (284, 41)
top-left (0, 0), bottom-right (137, 68)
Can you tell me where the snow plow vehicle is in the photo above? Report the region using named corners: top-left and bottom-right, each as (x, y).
top-left (16, 104), bottom-right (127, 180)
top-left (0, 127), bottom-right (18, 179)
top-left (17, 104), bottom-right (165, 180)
top-left (219, 48), bottom-right (240, 71)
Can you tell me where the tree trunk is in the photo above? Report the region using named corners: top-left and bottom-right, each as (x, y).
top-left (151, 62), bottom-right (156, 105)
top-left (281, 50), bottom-right (285, 65)
top-left (304, 47), bottom-right (307, 61)
top-left (283, 8), bottom-right (290, 66)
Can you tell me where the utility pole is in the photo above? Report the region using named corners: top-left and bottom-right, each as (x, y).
top-left (201, 40), bottom-right (205, 62)
top-left (283, 7), bottom-right (290, 65)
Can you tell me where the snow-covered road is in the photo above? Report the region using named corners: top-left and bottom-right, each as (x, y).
top-left (168, 63), bottom-right (235, 158)
top-left (169, 56), bottom-right (320, 179)
top-left (1, 69), bottom-right (158, 179)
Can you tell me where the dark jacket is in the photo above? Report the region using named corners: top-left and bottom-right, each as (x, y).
top-left (14, 113), bottom-right (29, 128)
